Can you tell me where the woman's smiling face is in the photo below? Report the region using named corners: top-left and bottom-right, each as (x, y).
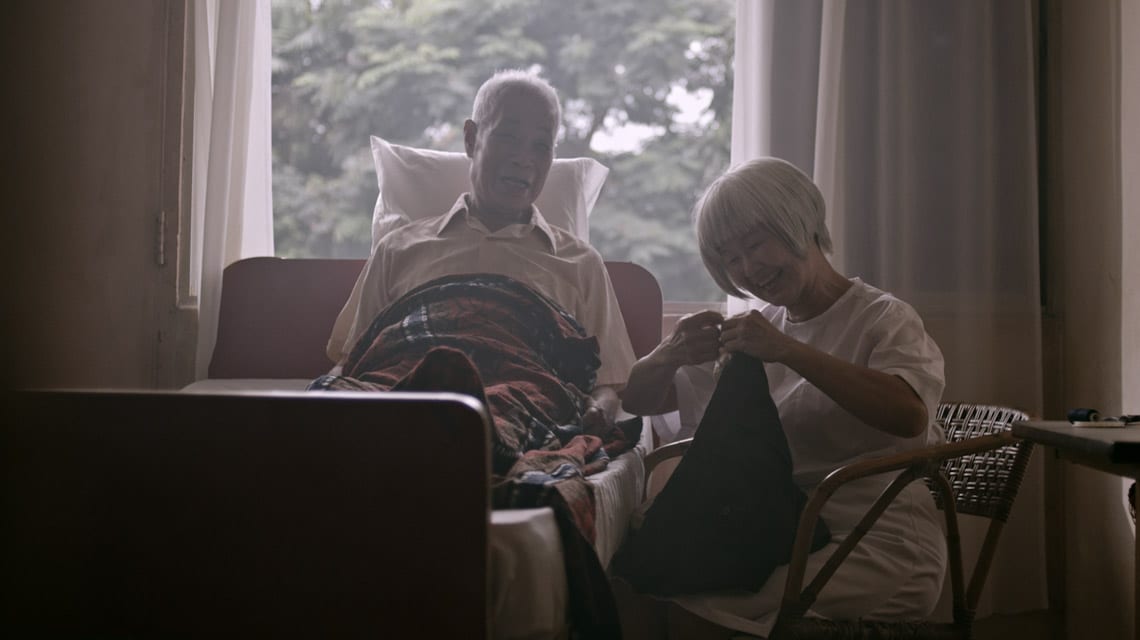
top-left (720, 226), bottom-right (810, 307)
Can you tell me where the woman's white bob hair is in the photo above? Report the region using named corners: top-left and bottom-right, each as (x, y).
top-left (694, 157), bottom-right (833, 297)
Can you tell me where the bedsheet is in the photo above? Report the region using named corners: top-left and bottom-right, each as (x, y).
top-left (181, 378), bottom-right (650, 639)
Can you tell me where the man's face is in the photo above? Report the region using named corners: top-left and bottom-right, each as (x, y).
top-left (464, 87), bottom-right (556, 224)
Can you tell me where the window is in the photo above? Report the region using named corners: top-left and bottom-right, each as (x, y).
top-left (270, 0), bottom-right (734, 304)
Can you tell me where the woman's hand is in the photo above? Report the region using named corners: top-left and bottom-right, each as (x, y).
top-left (659, 309), bottom-right (725, 367)
top-left (721, 312), bottom-right (929, 438)
top-left (620, 309), bottom-right (724, 416)
top-left (718, 310), bottom-right (795, 363)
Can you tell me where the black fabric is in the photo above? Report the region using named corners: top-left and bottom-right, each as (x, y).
top-left (613, 354), bottom-right (831, 597)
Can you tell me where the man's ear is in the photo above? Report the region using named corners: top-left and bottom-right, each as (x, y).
top-left (463, 119), bottom-right (477, 158)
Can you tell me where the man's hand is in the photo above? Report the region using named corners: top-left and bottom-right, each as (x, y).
top-left (582, 385), bottom-right (621, 432)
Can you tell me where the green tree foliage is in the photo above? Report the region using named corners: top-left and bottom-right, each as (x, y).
top-left (272, 0), bottom-right (733, 300)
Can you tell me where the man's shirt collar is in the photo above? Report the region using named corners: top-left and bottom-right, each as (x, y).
top-left (435, 194), bottom-right (558, 250)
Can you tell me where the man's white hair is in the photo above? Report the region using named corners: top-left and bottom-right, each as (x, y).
top-left (471, 69), bottom-right (562, 130)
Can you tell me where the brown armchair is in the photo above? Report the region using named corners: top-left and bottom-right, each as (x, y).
top-left (642, 402), bottom-right (1035, 639)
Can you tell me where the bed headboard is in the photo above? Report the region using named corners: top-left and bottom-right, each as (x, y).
top-left (208, 257), bottom-right (663, 379)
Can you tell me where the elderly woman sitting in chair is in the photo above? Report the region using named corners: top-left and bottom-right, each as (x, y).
top-left (614, 157), bottom-right (948, 639)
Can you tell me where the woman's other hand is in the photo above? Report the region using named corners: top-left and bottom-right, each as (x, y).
top-left (719, 310), bottom-right (795, 362)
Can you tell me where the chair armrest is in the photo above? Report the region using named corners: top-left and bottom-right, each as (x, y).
top-left (778, 432), bottom-right (1019, 619)
top-left (812, 432), bottom-right (1015, 493)
top-left (644, 437), bottom-right (694, 476)
top-left (641, 436), bottom-right (693, 502)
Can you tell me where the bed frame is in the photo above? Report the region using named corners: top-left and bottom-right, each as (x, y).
top-left (3, 388), bottom-right (490, 637)
top-left (2, 257), bottom-right (663, 638)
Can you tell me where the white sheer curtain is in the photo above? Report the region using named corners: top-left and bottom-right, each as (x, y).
top-left (191, 0), bottom-right (274, 379)
top-left (731, 0), bottom-right (1046, 620)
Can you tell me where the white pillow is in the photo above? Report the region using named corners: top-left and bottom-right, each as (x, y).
top-left (370, 135), bottom-right (608, 247)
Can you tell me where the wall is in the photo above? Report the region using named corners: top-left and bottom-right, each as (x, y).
top-left (1122, 0), bottom-right (1140, 462)
top-left (2, 0), bottom-right (194, 392)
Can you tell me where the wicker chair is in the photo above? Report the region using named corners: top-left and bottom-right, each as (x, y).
top-left (641, 402), bottom-right (1035, 640)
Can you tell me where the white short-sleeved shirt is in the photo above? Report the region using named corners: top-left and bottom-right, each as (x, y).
top-left (673, 278), bottom-right (948, 637)
top-left (763, 278), bottom-right (946, 489)
top-left (326, 195), bottom-right (636, 388)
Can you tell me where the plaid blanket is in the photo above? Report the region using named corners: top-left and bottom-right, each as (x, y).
top-left (310, 273), bottom-right (640, 638)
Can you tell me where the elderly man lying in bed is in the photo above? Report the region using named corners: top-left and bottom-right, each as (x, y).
top-left (315, 70), bottom-right (639, 559)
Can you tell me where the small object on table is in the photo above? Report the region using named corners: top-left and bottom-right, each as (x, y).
top-left (1067, 407), bottom-right (1140, 428)
top-left (1068, 407), bottom-right (1101, 422)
